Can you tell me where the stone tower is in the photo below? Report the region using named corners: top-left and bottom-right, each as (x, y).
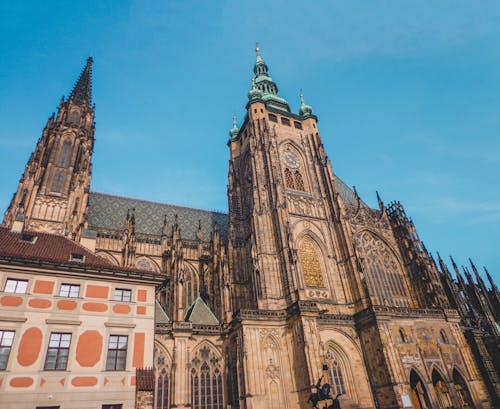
top-left (226, 46), bottom-right (376, 408)
top-left (3, 57), bottom-right (95, 238)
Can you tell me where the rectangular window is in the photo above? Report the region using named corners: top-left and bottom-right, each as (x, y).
top-left (0, 330), bottom-right (15, 370)
top-left (294, 121), bottom-right (303, 130)
top-left (102, 405), bottom-right (123, 409)
top-left (44, 333), bottom-right (71, 370)
top-left (106, 335), bottom-right (128, 371)
top-left (281, 117), bottom-right (291, 126)
top-left (59, 284), bottom-right (80, 298)
top-left (268, 113), bottom-right (278, 123)
top-left (114, 288), bottom-right (131, 302)
top-left (4, 279), bottom-right (28, 294)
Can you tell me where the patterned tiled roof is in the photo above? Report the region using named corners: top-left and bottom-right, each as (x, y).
top-left (334, 174), bottom-right (358, 206)
top-left (88, 192), bottom-right (228, 242)
top-left (0, 226), bottom-right (147, 274)
top-left (87, 175), bottom-right (359, 243)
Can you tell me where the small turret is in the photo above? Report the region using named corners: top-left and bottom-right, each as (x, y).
top-left (229, 115), bottom-right (239, 140)
top-left (299, 91), bottom-right (313, 118)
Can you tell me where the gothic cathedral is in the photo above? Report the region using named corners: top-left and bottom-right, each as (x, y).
top-left (2, 48), bottom-right (499, 409)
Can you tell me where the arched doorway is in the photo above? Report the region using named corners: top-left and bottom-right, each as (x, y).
top-left (431, 369), bottom-right (452, 409)
top-left (410, 370), bottom-right (431, 409)
top-left (453, 369), bottom-right (475, 408)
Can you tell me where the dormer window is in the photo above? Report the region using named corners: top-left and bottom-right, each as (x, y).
top-left (70, 253), bottom-right (85, 263)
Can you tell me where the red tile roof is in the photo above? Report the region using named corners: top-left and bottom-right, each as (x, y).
top-left (0, 226), bottom-right (152, 274)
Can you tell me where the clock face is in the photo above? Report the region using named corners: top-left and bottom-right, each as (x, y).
top-left (283, 150), bottom-right (300, 169)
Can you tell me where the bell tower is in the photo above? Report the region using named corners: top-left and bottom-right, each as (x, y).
top-left (227, 46), bottom-right (364, 313)
top-left (3, 57), bottom-right (95, 238)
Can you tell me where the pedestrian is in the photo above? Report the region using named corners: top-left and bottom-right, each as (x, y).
top-left (332, 393), bottom-right (342, 409)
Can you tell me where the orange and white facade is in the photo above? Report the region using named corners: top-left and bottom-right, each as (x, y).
top-left (0, 226), bottom-right (163, 409)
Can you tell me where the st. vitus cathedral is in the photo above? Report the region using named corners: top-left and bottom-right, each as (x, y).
top-left (2, 48), bottom-right (499, 409)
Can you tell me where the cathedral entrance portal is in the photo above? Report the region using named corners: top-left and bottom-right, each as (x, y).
top-left (410, 370), bottom-right (431, 409)
top-left (431, 369), bottom-right (452, 409)
top-left (453, 369), bottom-right (475, 409)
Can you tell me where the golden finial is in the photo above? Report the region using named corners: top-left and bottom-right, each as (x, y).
top-left (255, 42), bottom-right (260, 53)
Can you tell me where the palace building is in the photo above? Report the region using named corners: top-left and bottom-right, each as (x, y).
top-left (0, 49), bottom-right (498, 409)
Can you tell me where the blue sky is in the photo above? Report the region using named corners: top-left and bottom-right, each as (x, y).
top-left (1, 1), bottom-right (499, 285)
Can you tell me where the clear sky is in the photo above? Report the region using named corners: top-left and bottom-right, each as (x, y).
top-left (1, 1), bottom-right (499, 285)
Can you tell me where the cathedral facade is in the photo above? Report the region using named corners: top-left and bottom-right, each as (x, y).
top-left (1, 50), bottom-right (499, 409)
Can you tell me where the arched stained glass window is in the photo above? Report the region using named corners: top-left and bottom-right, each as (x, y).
top-left (284, 168), bottom-right (295, 190)
top-left (294, 171), bottom-right (305, 191)
top-left (325, 346), bottom-right (353, 399)
top-left (356, 231), bottom-right (410, 307)
top-left (298, 237), bottom-right (325, 287)
top-left (190, 345), bottom-right (223, 409)
top-left (155, 348), bottom-right (170, 409)
top-left (183, 268), bottom-right (198, 309)
top-left (50, 170), bottom-right (66, 193)
top-left (58, 140), bottom-right (73, 168)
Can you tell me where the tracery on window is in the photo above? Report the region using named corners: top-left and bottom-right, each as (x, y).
top-left (58, 140), bottom-right (73, 168)
top-left (282, 147), bottom-right (307, 192)
top-left (356, 231), bottom-right (410, 307)
top-left (136, 257), bottom-right (157, 272)
top-left (294, 171), bottom-right (305, 191)
top-left (284, 168), bottom-right (295, 189)
top-left (325, 346), bottom-right (353, 399)
top-left (155, 348), bottom-right (170, 409)
top-left (50, 170), bottom-right (66, 193)
top-left (190, 345), bottom-right (223, 409)
top-left (298, 237), bottom-right (325, 287)
top-left (183, 267), bottom-right (199, 309)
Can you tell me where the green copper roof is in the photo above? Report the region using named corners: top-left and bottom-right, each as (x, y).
top-left (299, 92), bottom-right (313, 117)
top-left (155, 300), bottom-right (170, 324)
top-left (249, 44), bottom-right (290, 112)
top-left (229, 115), bottom-right (239, 139)
top-left (184, 295), bottom-right (219, 325)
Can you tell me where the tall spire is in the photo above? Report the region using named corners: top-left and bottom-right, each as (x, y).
top-left (249, 44), bottom-right (290, 112)
top-left (69, 57), bottom-right (93, 107)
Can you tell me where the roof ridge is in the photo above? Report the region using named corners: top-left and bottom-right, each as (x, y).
top-left (90, 191), bottom-right (228, 215)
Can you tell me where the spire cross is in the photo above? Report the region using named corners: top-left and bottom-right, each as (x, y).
top-left (299, 88), bottom-right (305, 104)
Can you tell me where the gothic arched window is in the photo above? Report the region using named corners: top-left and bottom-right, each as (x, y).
top-left (190, 345), bottom-right (223, 409)
top-left (50, 170), bottom-right (66, 193)
top-left (183, 268), bottom-right (198, 309)
top-left (298, 237), bottom-right (325, 287)
top-left (284, 168), bottom-right (295, 190)
top-left (282, 148), bottom-right (308, 193)
top-left (58, 140), bottom-right (73, 168)
top-left (294, 171), bottom-right (305, 191)
top-left (325, 346), bottom-right (353, 399)
top-left (356, 231), bottom-right (411, 307)
top-left (400, 328), bottom-right (408, 343)
top-left (69, 110), bottom-right (80, 124)
top-left (155, 348), bottom-right (170, 409)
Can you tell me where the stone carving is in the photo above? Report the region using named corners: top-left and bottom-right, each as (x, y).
top-left (287, 195), bottom-right (326, 219)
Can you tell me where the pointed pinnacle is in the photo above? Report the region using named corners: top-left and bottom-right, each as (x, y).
top-left (69, 57), bottom-right (93, 106)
